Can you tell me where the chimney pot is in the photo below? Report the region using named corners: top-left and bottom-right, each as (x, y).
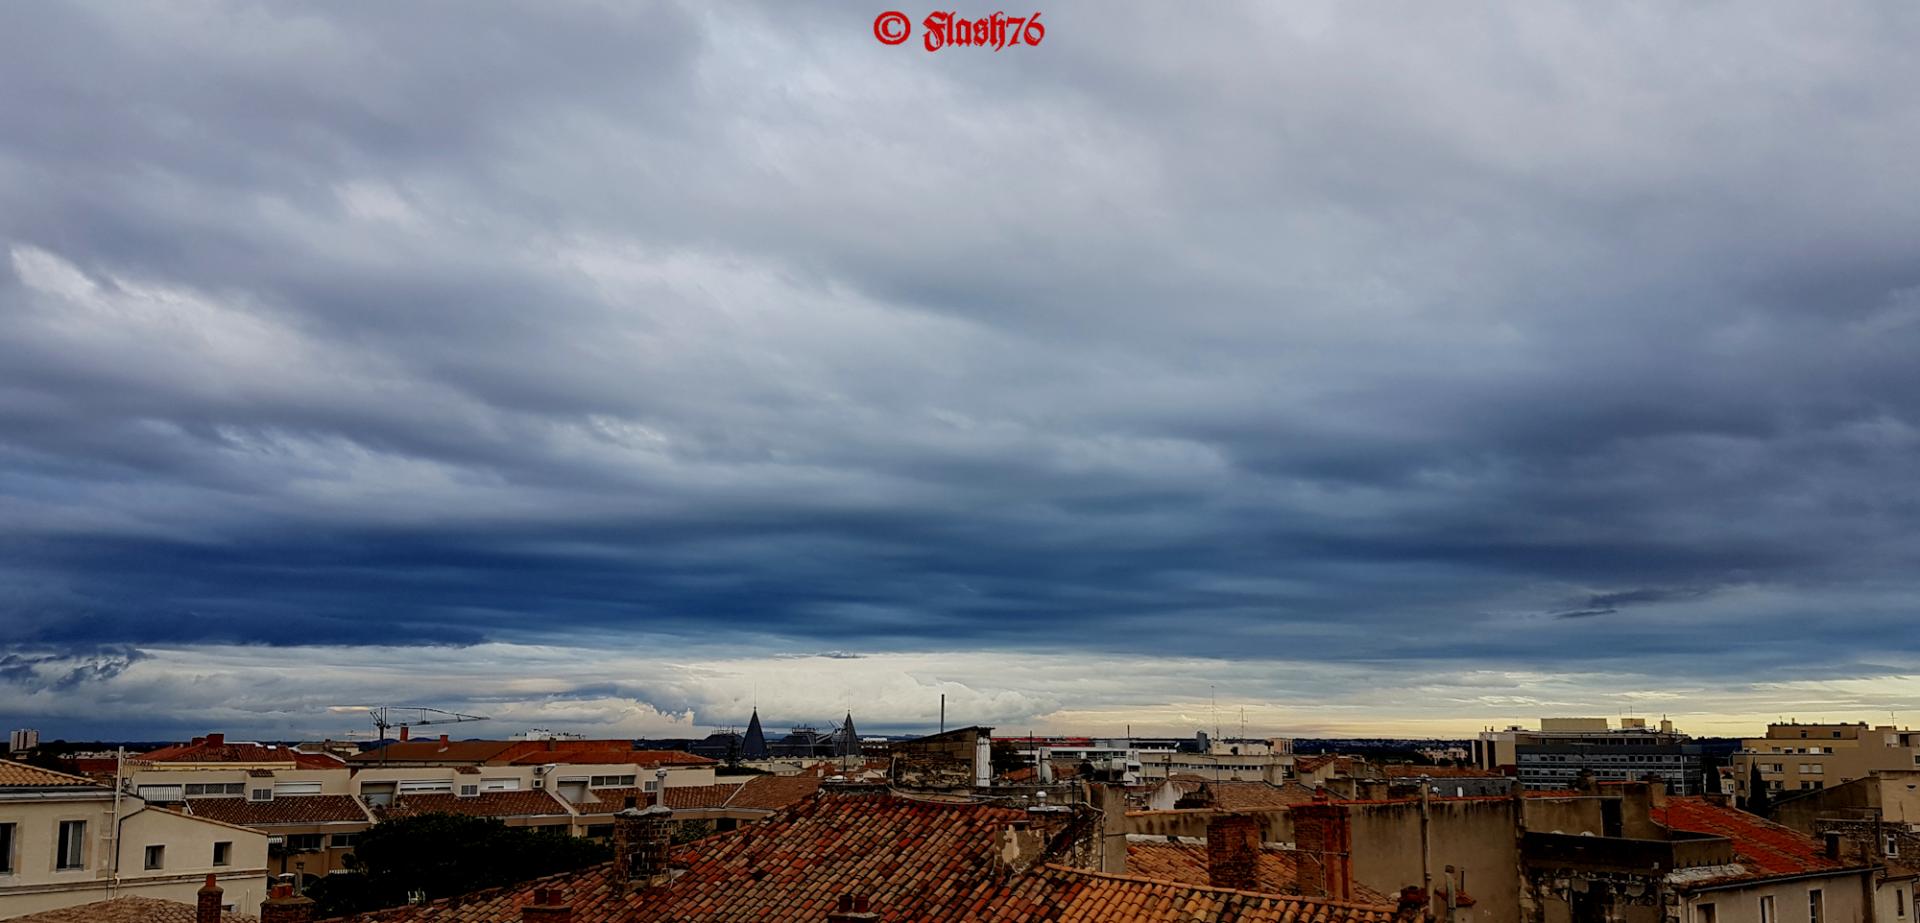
top-left (828, 893), bottom-right (880, 922)
top-left (260, 884), bottom-right (315, 923)
top-left (399, 726), bottom-right (409, 741)
top-left (196, 874), bottom-right (223, 923)
top-left (440, 734), bottom-right (450, 747)
top-left (522, 887), bottom-right (572, 923)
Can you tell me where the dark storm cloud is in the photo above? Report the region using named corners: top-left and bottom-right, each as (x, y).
top-left (2, 0), bottom-right (1920, 711)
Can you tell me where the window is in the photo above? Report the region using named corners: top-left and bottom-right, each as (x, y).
top-left (1809, 889), bottom-right (1823, 923)
top-left (1897, 888), bottom-right (1907, 918)
top-left (185, 783), bottom-right (245, 798)
top-left (274, 781), bottom-right (323, 796)
top-left (397, 779), bottom-right (452, 794)
top-left (144, 844), bottom-right (164, 870)
top-left (284, 834), bottom-right (323, 852)
top-left (330, 833), bottom-right (360, 849)
top-left (249, 788), bottom-right (272, 802)
top-left (1888, 834), bottom-right (1901, 857)
top-left (644, 779), bottom-right (660, 793)
top-left (458, 784), bottom-right (479, 798)
top-left (1696, 904), bottom-right (1715, 923)
top-left (0, 822), bottom-right (14, 874)
top-left (1759, 895), bottom-right (1775, 923)
top-left (480, 778), bottom-right (520, 792)
top-left (213, 841), bottom-right (232, 866)
top-left (56, 820), bottom-right (85, 870)
top-left (589, 775), bottom-right (637, 788)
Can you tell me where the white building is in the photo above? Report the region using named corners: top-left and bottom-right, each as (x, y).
top-left (0, 759), bottom-right (268, 919)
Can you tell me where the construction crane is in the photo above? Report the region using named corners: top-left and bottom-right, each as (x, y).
top-left (359, 706), bottom-right (490, 742)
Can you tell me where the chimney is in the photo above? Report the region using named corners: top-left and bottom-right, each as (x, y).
top-left (1205, 814), bottom-right (1262, 891)
top-left (611, 804), bottom-right (675, 890)
top-left (827, 894), bottom-right (880, 922)
top-left (196, 874), bottom-right (223, 923)
top-left (192, 736), bottom-right (207, 747)
top-left (399, 726), bottom-right (409, 741)
top-left (1292, 802), bottom-right (1353, 901)
top-left (439, 733), bottom-right (450, 749)
top-left (522, 887), bottom-right (572, 923)
top-left (206, 733), bottom-right (225, 747)
top-left (1825, 833), bottom-right (1842, 860)
top-left (260, 884), bottom-right (315, 923)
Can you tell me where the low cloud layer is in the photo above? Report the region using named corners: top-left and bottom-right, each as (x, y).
top-left (3, 2), bottom-right (1920, 737)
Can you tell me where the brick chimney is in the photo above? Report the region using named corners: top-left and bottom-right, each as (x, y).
top-left (399, 725), bottom-right (409, 741)
top-left (196, 874), bottom-right (223, 923)
top-left (260, 884), bottom-right (315, 923)
top-left (439, 733), bottom-right (450, 749)
top-left (522, 887), bottom-right (572, 923)
top-left (206, 733), bottom-right (225, 747)
top-left (1291, 802), bottom-right (1353, 901)
top-left (1205, 814), bottom-right (1261, 891)
top-left (611, 804), bottom-right (675, 891)
top-left (827, 894), bottom-right (880, 922)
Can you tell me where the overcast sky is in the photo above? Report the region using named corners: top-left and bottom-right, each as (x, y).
top-left (4, 2), bottom-right (1920, 742)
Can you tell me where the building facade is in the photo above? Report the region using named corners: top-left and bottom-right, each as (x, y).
top-left (0, 760), bottom-right (268, 919)
top-left (1732, 722), bottom-right (1920, 801)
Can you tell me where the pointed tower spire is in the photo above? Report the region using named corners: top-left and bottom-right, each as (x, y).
top-left (837, 712), bottom-right (860, 757)
top-left (742, 708), bottom-right (768, 760)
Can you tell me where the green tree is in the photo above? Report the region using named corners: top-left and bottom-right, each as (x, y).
top-left (303, 814), bottom-right (609, 917)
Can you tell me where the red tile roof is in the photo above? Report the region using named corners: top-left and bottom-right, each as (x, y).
top-left (1175, 781), bottom-right (1320, 811)
top-left (723, 774), bottom-right (823, 811)
top-left (1653, 797), bottom-right (1859, 883)
top-left (137, 739), bottom-right (342, 769)
top-left (379, 790), bottom-right (574, 820)
top-left (1125, 842), bottom-right (1393, 904)
top-left (1013, 865), bottom-right (1402, 923)
top-left (322, 793), bottom-right (1402, 923)
top-left (188, 795), bottom-right (374, 827)
top-left (6, 896), bottom-right (257, 923)
top-left (0, 758), bottom-right (101, 789)
top-left (507, 750), bottom-right (714, 767)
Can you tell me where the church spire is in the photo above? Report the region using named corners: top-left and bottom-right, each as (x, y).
top-left (742, 708), bottom-right (768, 760)
top-left (837, 712), bottom-right (860, 757)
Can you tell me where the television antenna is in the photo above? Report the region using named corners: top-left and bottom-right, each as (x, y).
top-left (353, 705), bottom-right (491, 742)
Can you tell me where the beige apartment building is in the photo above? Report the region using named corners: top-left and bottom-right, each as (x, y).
top-left (0, 760), bottom-right (268, 919)
top-left (1732, 722), bottom-right (1920, 800)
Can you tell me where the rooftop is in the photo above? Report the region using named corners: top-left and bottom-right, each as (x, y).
top-left (187, 794), bottom-right (374, 826)
top-left (1126, 841), bottom-right (1394, 904)
top-left (322, 792), bottom-right (1403, 923)
top-left (139, 735), bottom-right (346, 769)
top-left (0, 758), bottom-right (103, 789)
top-left (4, 896), bottom-right (257, 923)
top-left (1653, 796), bottom-right (1861, 884)
top-left (378, 789), bottom-right (574, 820)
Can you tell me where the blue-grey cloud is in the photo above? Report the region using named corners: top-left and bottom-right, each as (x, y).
top-left (3, 1), bottom-right (1920, 736)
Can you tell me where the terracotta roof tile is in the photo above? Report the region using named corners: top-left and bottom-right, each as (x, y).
top-left (321, 793), bottom-right (1401, 923)
top-left (1653, 796), bottom-right (1861, 883)
top-left (379, 789), bottom-right (574, 820)
top-left (507, 750), bottom-right (715, 767)
top-left (189, 795), bottom-right (374, 826)
top-left (723, 774), bottom-right (822, 811)
top-left (1125, 842), bottom-right (1393, 904)
top-left (6, 896), bottom-right (257, 923)
top-left (0, 758), bottom-right (101, 788)
top-left (1010, 865), bottom-right (1400, 923)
